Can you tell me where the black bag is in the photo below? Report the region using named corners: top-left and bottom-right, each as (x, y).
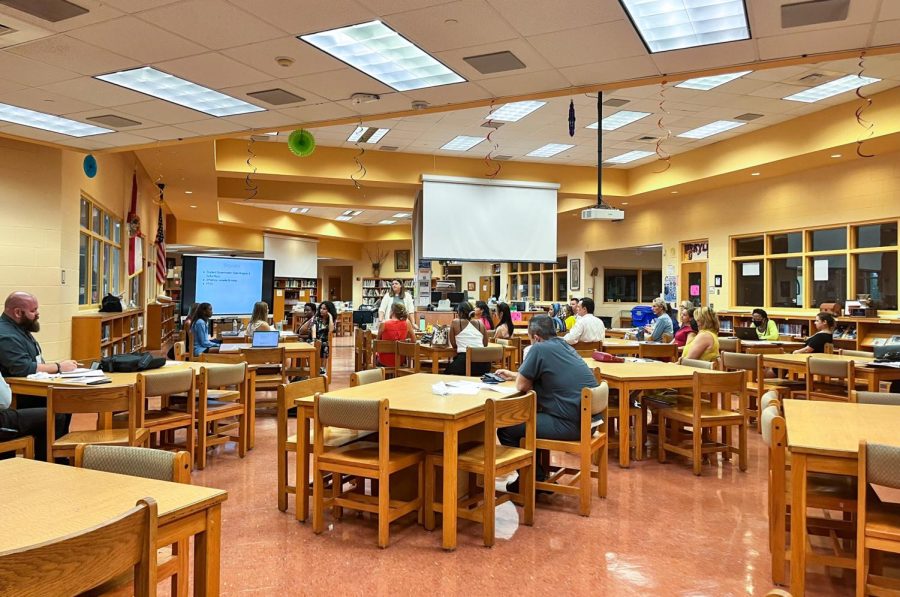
top-left (99, 352), bottom-right (166, 373)
top-left (99, 293), bottom-right (123, 313)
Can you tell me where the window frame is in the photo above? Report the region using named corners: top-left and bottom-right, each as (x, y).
top-left (79, 194), bottom-right (123, 309)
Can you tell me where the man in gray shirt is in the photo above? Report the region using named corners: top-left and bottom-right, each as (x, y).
top-left (496, 314), bottom-right (598, 492)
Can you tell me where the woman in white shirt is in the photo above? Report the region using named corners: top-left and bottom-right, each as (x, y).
top-left (445, 301), bottom-right (488, 375)
top-left (378, 279), bottom-right (415, 322)
top-left (246, 301), bottom-right (273, 337)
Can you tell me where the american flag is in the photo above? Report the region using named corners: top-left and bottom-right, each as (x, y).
top-left (155, 204), bottom-right (166, 285)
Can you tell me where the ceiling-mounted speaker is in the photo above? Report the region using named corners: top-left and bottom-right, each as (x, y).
top-left (0, 0), bottom-right (88, 22)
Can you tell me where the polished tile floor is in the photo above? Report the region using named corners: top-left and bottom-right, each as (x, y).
top-left (181, 337), bottom-right (856, 596)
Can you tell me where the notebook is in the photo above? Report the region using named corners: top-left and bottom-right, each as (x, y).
top-left (251, 330), bottom-right (280, 348)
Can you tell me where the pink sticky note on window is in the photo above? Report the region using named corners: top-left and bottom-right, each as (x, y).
top-left (511, 312), bottom-right (523, 321)
top-left (690, 284), bottom-right (700, 296)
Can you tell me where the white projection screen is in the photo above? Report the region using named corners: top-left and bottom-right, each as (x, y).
top-left (420, 175), bottom-right (558, 262)
top-left (263, 235), bottom-right (318, 278)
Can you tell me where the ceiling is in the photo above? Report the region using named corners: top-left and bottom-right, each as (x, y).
top-left (242, 202), bottom-right (411, 225)
top-left (0, 0), bottom-right (897, 153)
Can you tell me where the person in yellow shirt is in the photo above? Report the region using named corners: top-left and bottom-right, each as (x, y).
top-left (752, 308), bottom-right (779, 341)
top-left (683, 306), bottom-right (720, 362)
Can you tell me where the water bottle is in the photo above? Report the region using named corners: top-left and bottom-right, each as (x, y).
top-left (232, 319), bottom-right (237, 334)
top-left (419, 316), bottom-right (426, 331)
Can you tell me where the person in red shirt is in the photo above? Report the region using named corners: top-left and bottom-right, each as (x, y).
top-left (376, 302), bottom-right (416, 367)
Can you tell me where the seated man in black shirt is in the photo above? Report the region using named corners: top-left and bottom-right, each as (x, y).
top-left (495, 314), bottom-right (598, 493)
top-left (793, 312), bottom-right (836, 354)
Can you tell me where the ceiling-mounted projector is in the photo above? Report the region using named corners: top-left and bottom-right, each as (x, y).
top-left (582, 206), bottom-right (624, 221)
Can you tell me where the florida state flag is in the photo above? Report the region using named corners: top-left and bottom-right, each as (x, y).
top-left (127, 172), bottom-right (143, 275)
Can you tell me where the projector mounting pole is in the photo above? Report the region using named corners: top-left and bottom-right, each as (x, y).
top-left (597, 92), bottom-right (602, 206)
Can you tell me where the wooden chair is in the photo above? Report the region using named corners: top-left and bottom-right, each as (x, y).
top-left (184, 327), bottom-right (194, 362)
top-left (824, 342), bottom-right (835, 354)
top-left (592, 368), bottom-right (638, 458)
top-left (571, 341), bottom-right (601, 357)
top-left (721, 351), bottom-right (766, 432)
top-left (241, 346), bottom-right (287, 448)
top-left (47, 385), bottom-right (148, 462)
top-left (0, 436), bottom-right (33, 458)
top-left (372, 339), bottom-right (399, 378)
top-left (745, 346), bottom-right (805, 397)
top-left (173, 341), bottom-right (187, 362)
top-left (424, 391), bottom-right (536, 547)
top-left (805, 357), bottom-right (855, 402)
top-left (660, 332), bottom-right (674, 343)
top-left (122, 369), bottom-right (195, 464)
top-left (854, 391), bottom-right (900, 405)
top-left (312, 394), bottom-right (425, 548)
top-left (465, 345), bottom-right (504, 376)
top-left (221, 335), bottom-right (247, 344)
top-left (74, 444), bottom-right (191, 596)
top-left (840, 349), bottom-right (875, 358)
top-left (284, 340), bottom-right (321, 382)
top-left (534, 383), bottom-right (608, 516)
top-left (396, 341), bottom-right (422, 376)
top-left (277, 376), bottom-right (327, 513)
top-left (0, 497), bottom-right (158, 597)
top-left (350, 368), bottom-right (386, 387)
top-left (639, 342), bottom-right (678, 362)
top-left (761, 404), bottom-right (856, 585)
top-left (353, 328), bottom-right (366, 371)
top-left (494, 336), bottom-right (522, 370)
top-left (196, 363), bottom-right (249, 470)
top-left (658, 370), bottom-right (748, 476)
top-left (856, 440), bottom-right (900, 597)
top-left (719, 337), bottom-right (741, 353)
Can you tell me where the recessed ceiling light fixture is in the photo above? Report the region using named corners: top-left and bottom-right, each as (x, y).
top-left (0, 102), bottom-right (112, 137)
top-left (347, 126), bottom-right (390, 143)
top-left (379, 219), bottom-right (396, 224)
top-left (751, 172), bottom-right (760, 176)
top-left (299, 20), bottom-right (465, 91)
top-left (184, 190), bottom-right (193, 194)
top-left (587, 110), bottom-right (651, 131)
top-left (783, 74), bottom-right (881, 103)
top-left (677, 120), bottom-right (745, 139)
top-left (618, 0), bottom-right (751, 53)
top-left (488, 100), bottom-right (546, 122)
top-left (290, 207), bottom-right (310, 214)
top-left (527, 143), bottom-right (574, 158)
top-left (676, 71), bottom-right (753, 90)
top-left (830, 153), bottom-right (842, 158)
top-left (441, 135), bottom-right (484, 151)
top-left (335, 215), bottom-right (353, 222)
top-left (189, 204), bottom-right (197, 208)
top-left (95, 67), bottom-right (264, 117)
top-left (342, 209), bottom-right (363, 216)
top-left (605, 150), bottom-right (654, 164)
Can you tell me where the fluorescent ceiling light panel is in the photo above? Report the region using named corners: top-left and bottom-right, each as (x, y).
top-left (95, 66), bottom-right (264, 117)
top-left (605, 150), bottom-right (654, 164)
top-left (441, 135), bottom-right (484, 151)
top-left (487, 100), bottom-right (546, 122)
top-left (782, 74), bottom-right (881, 103)
top-left (379, 219), bottom-right (396, 224)
top-left (342, 209), bottom-right (363, 216)
top-left (619, 0), bottom-right (751, 53)
top-left (527, 143), bottom-right (574, 158)
top-left (290, 207), bottom-right (310, 214)
top-left (393, 212), bottom-right (411, 218)
top-left (347, 126), bottom-right (390, 143)
top-left (335, 215), bottom-right (353, 221)
top-left (676, 70), bottom-right (752, 90)
top-left (299, 20), bottom-right (465, 91)
top-left (677, 120), bottom-right (746, 139)
top-left (0, 102), bottom-right (112, 137)
top-left (587, 110), bottom-right (651, 130)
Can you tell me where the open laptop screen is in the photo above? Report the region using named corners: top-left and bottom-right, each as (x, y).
top-left (251, 330), bottom-right (280, 348)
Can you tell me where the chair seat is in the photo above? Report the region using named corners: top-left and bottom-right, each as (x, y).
top-left (205, 400), bottom-right (243, 416)
top-left (764, 378), bottom-right (805, 388)
top-left (286, 428), bottom-right (375, 450)
top-left (666, 405), bottom-right (743, 422)
top-left (113, 409), bottom-right (190, 428)
top-left (254, 374), bottom-right (285, 386)
top-left (866, 499), bottom-right (900, 541)
top-left (456, 442), bottom-right (533, 470)
top-left (54, 428), bottom-right (145, 449)
top-left (317, 440), bottom-right (422, 472)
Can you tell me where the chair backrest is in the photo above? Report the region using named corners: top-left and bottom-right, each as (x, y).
top-left (861, 440), bottom-right (900, 489)
top-left (200, 352), bottom-right (244, 364)
top-left (571, 341), bottom-right (601, 353)
top-left (315, 395), bottom-right (385, 433)
top-left (660, 332), bottom-right (673, 344)
top-left (203, 362), bottom-right (247, 389)
top-left (221, 336), bottom-right (247, 344)
top-left (75, 444), bottom-right (191, 483)
top-left (350, 368), bottom-right (385, 387)
top-left (184, 326), bottom-right (194, 361)
top-left (396, 341), bottom-right (420, 372)
top-left (138, 368), bottom-right (194, 399)
top-left (586, 382), bottom-right (609, 416)
top-left (760, 390), bottom-right (780, 413)
top-left (240, 347), bottom-right (285, 367)
top-left (638, 343), bottom-right (678, 361)
top-left (0, 437), bottom-right (33, 459)
top-left (466, 345), bottom-right (504, 375)
top-left (483, 391), bottom-right (536, 465)
top-left (0, 497), bottom-right (158, 597)
top-left (854, 391), bottom-right (900, 406)
top-left (840, 349), bottom-right (874, 358)
top-left (744, 346), bottom-right (785, 355)
top-left (760, 404), bottom-right (785, 448)
top-left (719, 337), bottom-right (740, 353)
top-left (48, 384), bottom-right (135, 416)
top-left (808, 356), bottom-right (853, 378)
top-left (173, 341), bottom-right (186, 361)
top-left (681, 358), bottom-right (715, 370)
top-left (688, 370), bottom-right (745, 420)
top-left (721, 351), bottom-right (758, 373)
top-left (277, 376), bottom-right (327, 449)
top-left (823, 342), bottom-right (835, 354)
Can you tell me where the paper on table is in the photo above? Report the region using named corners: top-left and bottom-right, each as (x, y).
top-left (59, 368), bottom-right (105, 378)
top-left (432, 381), bottom-right (479, 396)
top-left (866, 361), bottom-right (900, 369)
top-left (218, 344), bottom-right (242, 353)
top-left (478, 384), bottom-right (517, 395)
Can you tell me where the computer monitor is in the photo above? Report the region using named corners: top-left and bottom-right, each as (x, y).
top-left (251, 330), bottom-right (280, 348)
top-left (447, 292), bottom-right (466, 304)
top-left (431, 291), bottom-right (443, 304)
top-left (512, 301), bottom-right (527, 312)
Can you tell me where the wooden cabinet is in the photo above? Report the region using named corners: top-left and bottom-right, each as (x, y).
top-left (71, 309), bottom-right (144, 361)
top-left (146, 302), bottom-right (177, 351)
top-left (717, 310), bottom-right (900, 349)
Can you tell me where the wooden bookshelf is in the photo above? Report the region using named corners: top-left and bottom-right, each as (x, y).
top-left (145, 302), bottom-right (177, 351)
top-left (361, 278), bottom-right (414, 307)
top-left (717, 310), bottom-right (900, 349)
top-left (507, 256), bottom-right (568, 303)
top-left (71, 308), bottom-right (144, 361)
top-left (274, 277), bottom-right (317, 323)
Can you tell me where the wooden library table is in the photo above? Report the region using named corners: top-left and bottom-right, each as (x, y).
top-left (416, 343), bottom-right (515, 374)
top-left (0, 458), bottom-right (227, 596)
top-left (217, 341), bottom-right (316, 359)
top-left (294, 373), bottom-right (521, 550)
top-left (599, 338), bottom-right (640, 356)
top-left (761, 352), bottom-right (900, 391)
top-left (783, 400), bottom-right (900, 596)
top-left (581, 358), bottom-right (724, 468)
top-left (736, 339), bottom-right (804, 352)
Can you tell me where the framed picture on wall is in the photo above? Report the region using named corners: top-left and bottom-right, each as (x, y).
top-left (570, 258), bottom-right (581, 291)
top-left (467, 281), bottom-right (476, 291)
top-left (394, 249), bottom-right (410, 272)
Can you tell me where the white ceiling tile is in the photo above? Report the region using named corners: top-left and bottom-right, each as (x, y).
top-left (745, 65), bottom-right (810, 82)
top-left (0, 87), bottom-right (100, 116)
top-left (67, 16), bottom-right (206, 63)
top-left (477, 69), bottom-right (570, 97)
top-left (140, 0), bottom-right (285, 50)
top-left (403, 81), bottom-right (491, 106)
top-left (560, 56), bottom-right (659, 86)
top-left (221, 110), bottom-right (299, 128)
top-left (7, 34), bottom-right (138, 76)
top-left (154, 52), bottom-right (272, 89)
top-left (355, 0), bottom-right (455, 16)
top-left (228, 0), bottom-right (373, 35)
top-left (872, 19), bottom-right (900, 48)
top-left (116, 100), bottom-right (208, 124)
top-left (0, 123), bottom-right (71, 143)
top-left (335, 92), bottom-right (413, 116)
top-left (287, 69), bottom-right (393, 102)
top-left (131, 125), bottom-right (193, 140)
top-left (651, 40), bottom-right (758, 75)
top-left (86, 131), bottom-right (155, 146)
top-left (529, 20), bottom-right (646, 69)
top-left (99, 0), bottom-right (181, 11)
top-left (748, 82), bottom-right (808, 99)
top-left (0, 1), bottom-right (124, 33)
top-left (221, 37), bottom-right (345, 79)
top-left (881, 2), bottom-right (900, 20)
top-left (0, 52), bottom-right (78, 87)
top-left (278, 102), bottom-right (358, 124)
top-left (384, 0), bottom-right (519, 53)
top-left (179, 119), bottom-right (248, 136)
top-left (757, 25), bottom-right (871, 61)
top-left (59, 136), bottom-right (115, 150)
top-left (486, 0), bottom-right (624, 36)
top-left (39, 76), bottom-right (148, 108)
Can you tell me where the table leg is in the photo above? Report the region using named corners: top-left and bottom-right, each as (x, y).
top-left (248, 374), bottom-right (257, 450)
top-left (790, 452), bottom-right (808, 595)
top-left (193, 503), bottom-right (222, 597)
top-left (442, 421), bottom-right (459, 550)
top-left (432, 353), bottom-right (440, 374)
top-left (868, 372), bottom-right (878, 392)
top-left (296, 408), bottom-right (311, 522)
top-left (619, 382), bottom-right (631, 468)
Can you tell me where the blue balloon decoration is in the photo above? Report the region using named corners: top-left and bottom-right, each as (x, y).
top-left (83, 154), bottom-right (97, 178)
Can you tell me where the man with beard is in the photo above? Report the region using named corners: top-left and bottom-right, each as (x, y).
top-left (0, 292), bottom-right (76, 460)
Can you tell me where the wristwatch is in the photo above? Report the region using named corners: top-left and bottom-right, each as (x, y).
top-left (56, 362), bottom-right (61, 374)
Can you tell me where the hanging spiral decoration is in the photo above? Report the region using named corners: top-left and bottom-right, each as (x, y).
top-left (484, 99), bottom-right (501, 178)
top-left (350, 120), bottom-right (367, 190)
top-left (855, 51), bottom-right (875, 159)
top-left (655, 79), bottom-right (672, 173)
top-left (245, 135), bottom-right (258, 201)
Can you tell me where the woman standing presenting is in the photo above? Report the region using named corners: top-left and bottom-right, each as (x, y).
top-left (378, 279), bottom-right (414, 322)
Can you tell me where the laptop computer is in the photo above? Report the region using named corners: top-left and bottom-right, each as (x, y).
top-left (874, 344), bottom-right (900, 360)
top-left (251, 330), bottom-right (280, 348)
top-left (734, 327), bottom-right (759, 341)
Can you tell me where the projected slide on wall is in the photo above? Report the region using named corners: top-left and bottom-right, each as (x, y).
top-left (195, 257), bottom-right (264, 314)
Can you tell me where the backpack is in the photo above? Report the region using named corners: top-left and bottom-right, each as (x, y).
top-left (99, 351), bottom-right (166, 373)
top-left (99, 293), bottom-right (123, 313)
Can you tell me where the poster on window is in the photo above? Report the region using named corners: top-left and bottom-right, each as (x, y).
top-left (683, 241), bottom-right (708, 261)
top-left (664, 275), bottom-right (677, 302)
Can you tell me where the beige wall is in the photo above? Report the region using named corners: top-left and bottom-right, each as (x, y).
top-left (585, 248), bottom-right (663, 326)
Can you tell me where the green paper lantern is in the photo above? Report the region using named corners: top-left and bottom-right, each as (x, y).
top-left (288, 129), bottom-right (316, 157)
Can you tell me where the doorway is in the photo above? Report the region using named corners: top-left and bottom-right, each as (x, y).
top-left (328, 276), bottom-right (342, 302)
top-left (680, 240), bottom-right (709, 307)
top-left (478, 276), bottom-right (492, 302)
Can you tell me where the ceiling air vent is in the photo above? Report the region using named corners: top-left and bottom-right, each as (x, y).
top-left (86, 114), bottom-right (141, 128)
top-left (0, 0), bottom-right (87, 22)
top-left (463, 51), bottom-right (525, 75)
top-left (603, 98), bottom-right (630, 107)
top-left (246, 88), bottom-right (305, 106)
top-left (782, 0), bottom-right (849, 29)
top-left (795, 72), bottom-right (830, 84)
top-left (379, 145), bottom-right (399, 151)
top-left (734, 112), bottom-right (763, 122)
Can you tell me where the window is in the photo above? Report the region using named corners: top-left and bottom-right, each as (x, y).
top-left (79, 195), bottom-right (123, 306)
top-left (856, 252), bottom-right (898, 310)
top-left (770, 232), bottom-right (802, 254)
top-left (810, 228), bottom-right (846, 252)
top-left (735, 260), bottom-right (764, 306)
top-left (604, 269), bottom-right (638, 302)
top-left (771, 258), bottom-right (803, 308)
top-left (640, 270), bottom-right (662, 302)
top-left (810, 255), bottom-right (847, 307)
top-left (734, 236), bottom-right (764, 257)
top-left (856, 222), bottom-right (897, 248)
